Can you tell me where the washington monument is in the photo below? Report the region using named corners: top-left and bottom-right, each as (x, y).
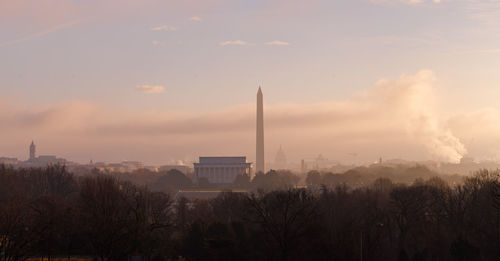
top-left (256, 87), bottom-right (265, 173)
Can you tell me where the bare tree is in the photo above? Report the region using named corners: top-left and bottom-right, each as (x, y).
top-left (245, 189), bottom-right (319, 261)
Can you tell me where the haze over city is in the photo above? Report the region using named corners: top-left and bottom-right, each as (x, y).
top-left (2, 0), bottom-right (500, 165)
top-left (5, 1), bottom-right (500, 261)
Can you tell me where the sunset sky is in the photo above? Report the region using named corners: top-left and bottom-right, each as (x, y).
top-left (1, 0), bottom-right (500, 165)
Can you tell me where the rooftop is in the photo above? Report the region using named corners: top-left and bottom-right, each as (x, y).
top-left (198, 157), bottom-right (248, 164)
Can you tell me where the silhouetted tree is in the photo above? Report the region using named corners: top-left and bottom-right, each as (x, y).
top-left (3, 165), bottom-right (500, 260)
top-left (246, 189), bottom-right (319, 261)
top-left (251, 170), bottom-right (300, 190)
top-left (151, 169), bottom-right (192, 192)
top-left (233, 174), bottom-right (251, 188)
top-left (305, 170), bottom-right (321, 188)
top-left (0, 198), bottom-right (36, 261)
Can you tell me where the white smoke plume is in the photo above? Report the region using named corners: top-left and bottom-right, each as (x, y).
top-left (369, 70), bottom-right (467, 163)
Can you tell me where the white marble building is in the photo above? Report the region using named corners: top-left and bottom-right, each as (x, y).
top-left (194, 157), bottom-right (252, 184)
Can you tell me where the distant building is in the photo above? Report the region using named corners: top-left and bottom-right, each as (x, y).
top-left (30, 141), bottom-right (36, 160)
top-left (38, 155), bottom-right (60, 163)
top-left (460, 156), bottom-right (475, 164)
top-left (0, 157), bottom-right (19, 166)
top-left (315, 154), bottom-right (328, 169)
top-left (299, 154), bottom-right (338, 172)
top-left (194, 157), bottom-right (252, 184)
top-left (274, 145), bottom-right (287, 169)
top-left (20, 141), bottom-right (67, 167)
top-left (301, 159), bottom-right (307, 173)
top-left (121, 161), bottom-right (144, 172)
top-left (108, 163), bottom-right (126, 173)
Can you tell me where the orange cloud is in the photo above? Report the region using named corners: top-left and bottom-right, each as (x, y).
top-left (219, 40), bottom-right (251, 46)
top-left (151, 25), bottom-right (178, 31)
top-left (135, 85), bottom-right (165, 94)
top-left (265, 40), bottom-right (290, 46)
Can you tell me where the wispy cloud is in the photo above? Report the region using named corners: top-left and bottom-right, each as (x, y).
top-left (265, 40), bottom-right (290, 46)
top-left (451, 48), bottom-right (500, 55)
top-left (219, 40), bottom-right (250, 46)
top-left (152, 40), bottom-right (165, 46)
top-left (0, 20), bottom-right (80, 47)
top-left (189, 16), bottom-right (202, 22)
top-left (151, 25), bottom-right (178, 31)
top-left (135, 85), bottom-right (165, 94)
top-left (462, 0), bottom-right (500, 29)
top-left (370, 0), bottom-right (442, 4)
top-left (356, 33), bottom-right (443, 47)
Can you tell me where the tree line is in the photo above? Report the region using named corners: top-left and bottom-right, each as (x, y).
top-left (101, 163), bottom-right (464, 192)
top-left (1, 164), bottom-right (500, 260)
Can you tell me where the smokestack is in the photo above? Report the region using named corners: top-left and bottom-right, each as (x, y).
top-left (256, 87), bottom-right (265, 173)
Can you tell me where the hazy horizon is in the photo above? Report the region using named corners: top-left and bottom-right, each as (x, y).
top-left (2, 0), bottom-right (500, 165)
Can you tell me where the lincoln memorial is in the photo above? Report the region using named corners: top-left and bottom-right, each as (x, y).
top-left (194, 157), bottom-right (253, 184)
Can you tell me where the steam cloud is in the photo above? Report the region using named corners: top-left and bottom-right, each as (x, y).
top-left (369, 70), bottom-right (466, 163)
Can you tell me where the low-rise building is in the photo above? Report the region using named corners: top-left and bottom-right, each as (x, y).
top-left (0, 157), bottom-right (19, 166)
top-left (121, 161), bottom-right (144, 172)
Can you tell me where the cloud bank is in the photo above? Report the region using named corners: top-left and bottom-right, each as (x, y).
top-left (0, 70), bottom-right (491, 164)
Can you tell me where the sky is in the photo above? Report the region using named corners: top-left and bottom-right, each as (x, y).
top-left (1, 0), bottom-right (500, 165)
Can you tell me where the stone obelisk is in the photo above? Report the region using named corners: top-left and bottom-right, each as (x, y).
top-left (256, 87), bottom-right (265, 174)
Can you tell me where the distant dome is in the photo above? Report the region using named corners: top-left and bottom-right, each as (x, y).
top-left (275, 145), bottom-right (287, 166)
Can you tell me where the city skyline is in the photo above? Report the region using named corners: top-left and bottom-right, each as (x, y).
top-left (2, 0), bottom-right (500, 164)
top-left (3, 2), bottom-right (500, 260)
